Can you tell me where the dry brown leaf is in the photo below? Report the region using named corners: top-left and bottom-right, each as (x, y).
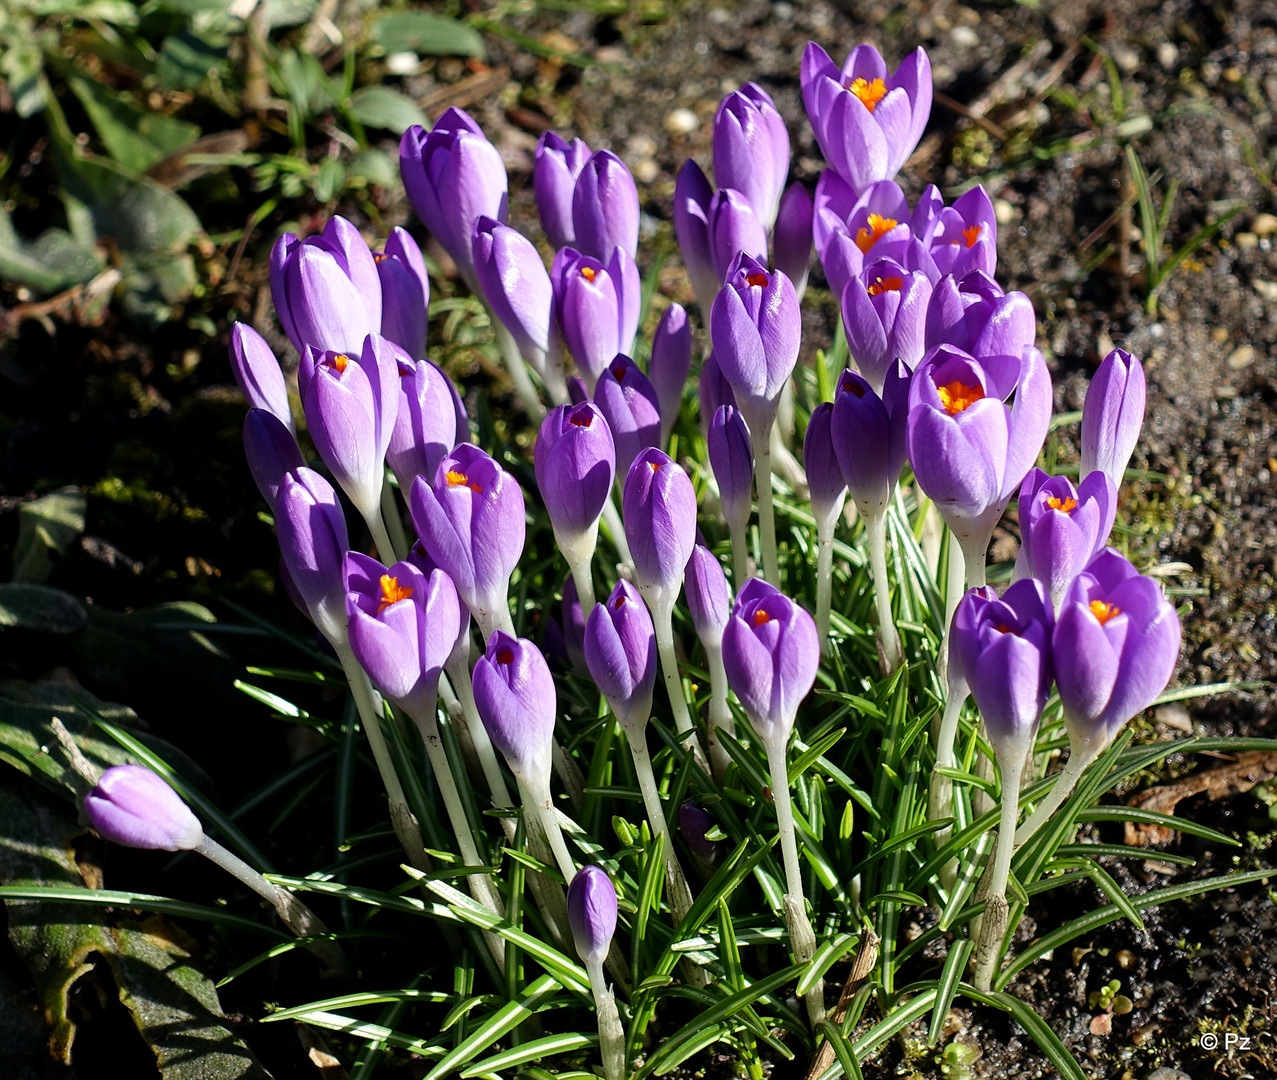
top-left (1124, 750), bottom-right (1277, 846)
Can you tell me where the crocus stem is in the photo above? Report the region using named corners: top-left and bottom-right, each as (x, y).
top-left (600, 497), bottom-right (632, 566)
top-left (476, 598), bottom-right (516, 642)
top-left (865, 511), bottom-right (902, 673)
top-left (362, 506), bottom-right (401, 570)
top-left (753, 419), bottom-right (780, 585)
top-left (972, 750), bottom-right (1024, 992)
top-left (333, 638), bottom-right (430, 874)
top-left (522, 778), bottom-right (577, 882)
top-left (380, 473), bottom-right (409, 562)
top-left (624, 721), bottom-right (695, 926)
top-left (815, 515), bottom-right (835, 657)
top-left (492, 317), bottom-right (547, 420)
top-left (728, 519), bottom-right (751, 587)
top-left (652, 595), bottom-right (708, 772)
top-left (556, 522), bottom-right (600, 616)
top-left (443, 654), bottom-right (514, 812)
top-left (929, 682), bottom-right (968, 892)
top-left (959, 534), bottom-right (988, 591)
top-left (586, 959), bottom-right (626, 1080)
top-left (704, 641), bottom-right (736, 782)
top-left (937, 533), bottom-right (966, 691)
top-left (1013, 743), bottom-right (1101, 847)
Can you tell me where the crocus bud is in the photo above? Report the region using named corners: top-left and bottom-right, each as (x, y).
top-left (1014, 469), bottom-right (1117, 610)
top-left (841, 257), bottom-right (930, 393)
top-left (271, 217), bottom-right (381, 356)
top-left (552, 247), bottom-right (641, 391)
top-left (534, 401), bottom-right (616, 559)
top-left (813, 173), bottom-right (912, 301)
top-left (83, 765), bottom-right (203, 851)
top-left (709, 188), bottom-right (769, 282)
top-left (649, 304), bottom-right (691, 443)
top-left (803, 402), bottom-right (847, 529)
top-left (567, 377), bottom-right (590, 405)
top-left (387, 357), bottom-right (460, 496)
top-left (472, 630), bottom-right (557, 787)
top-left (673, 160), bottom-right (721, 309)
top-left (276, 468), bottom-right (350, 642)
top-left (567, 865), bottom-right (618, 965)
top-left (713, 83), bottom-right (790, 231)
top-left (229, 323), bottom-right (294, 435)
top-left (409, 444), bottom-right (526, 630)
top-left (721, 578), bottom-right (819, 748)
top-left (707, 405), bottom-right (754, 537)
top-left (584, 578), bottom-right (657, 731)
top-left (947, 584), bottom-right (997, 693)
top-left (927, 186), bottom-right (997, 280)
top-left (593, 355), bottom-right (662, 482)
top-left (773, 182), bottom-right (814, 300)
top-left (534, 132), bottom-right (592, 250)
top-left (1080, 348), bottom-right (1146, 488)
top-left (376, 227), bottom-right (430, 358)
top-left (911, 184), bottom-right (945, 244)
top-left (244, 408), bottom-right (303, 511)
top-left (297, 334), bottom-right (400, 518)
top-left (1053, 549), bottom-right (1180, 757)
top-left (831, 366), bottom-right (909, 520)
top-left (400, 108), bottom-right (509, 293)
top-left (684, 544), bottom-right (731, 649)
top-left (923, 272), bottom-right (1035, 359)
top-left (472, 216), bottom-right (554, 372)
top-left (801, 43), bottom-right (932, 192)
top-left (572, 150), bottom-right (639, 265)
top-left (623, 448), bottom-right (698, 601)
top-left (678, 802), bottom-right (722, 869)
top-left (709, 253), bottom-right (801, 432)
top-left (698, 351), bottom-right (738, 437)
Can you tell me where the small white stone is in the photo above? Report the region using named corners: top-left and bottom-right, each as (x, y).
top-left (1157, 42), bottom-right (1179, 70)
top-left (1113, 47), bottom-right (1139, 74)
top-left (627, 134), bottom-right (657, 159)
top-left (1227, 344), bottom-right (1255, 370)
top-left (632, 159), bottom-right (660, 184)
top-left (385, 52), bottom-right (419, 75)
top-left (993, 198), bottom-right (1016, 226)
top-left (1252, 212), bottom-right (1277, 236)
top-left (664, 108), bottom-right (699, 135)
top-left (1254, 280), bottom-right (1277, 302)
top-left (951, 25), bottom-right (979, 49)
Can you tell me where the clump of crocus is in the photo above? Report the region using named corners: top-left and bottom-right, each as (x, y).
top-left (803, 402), bottom-right (847, 655)
top-left (567, 866), bottom-right (625, 1080)
top-left (229, 323), bottom-right (294, 436)
top-left (684, 545), bottom-right (735, 779)
top-left (593, 355), bottom-right (662, 484)
top-left (707, 404), bottom-right (754, 585)
top-left (649, 304), bottom-right (692, 447)
top-left (1013, 469), bottom-right (1117, 610)
top-left (1015, 550), bottom-right (1180, 845)
top-left (1080, 348), bottom-right (1146, 488)
top-left (551, 247), bottom-right (640, 393)
top-left (721, 578), bottom-right (824, 1022)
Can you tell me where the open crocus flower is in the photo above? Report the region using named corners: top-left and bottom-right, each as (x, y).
top-left (713, 82), bottom-right (790, 231)
top-left (926, 186), bottom-right (998, 280)
top-left (375, 227), bottom-right (430, 359)
top-left (814, 173), bottom-right (918, 300)
top-left (1014, 469), bottom-right (1117, 610)
top-left (841, 256), bottom-right (931, 393)
top-left (551, 246), bottom-right (640, 391)
top-left (1080, 348), bottom-right (1146, 488)
top-left (534, 132), bottom-right (592, 251)
top-left (593, 355), bottom-right (662, 483)
top-left (801, 42), bottom-right (932, 194)
top-left (924, 271), bottom-right (1035, 358)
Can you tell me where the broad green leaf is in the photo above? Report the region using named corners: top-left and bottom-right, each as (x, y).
top-left (372, 12), bottom-right (486, 58)
top-left (67, 76), bottom-right (200, 173)
top-left (0, 210), bottom-right (103, 292)
top-left (12, 489), bottom-right (85, 583)
top-left (0, 584), bottom-right (86, 634)
top-left (349, 86), bottom-right (427, 134)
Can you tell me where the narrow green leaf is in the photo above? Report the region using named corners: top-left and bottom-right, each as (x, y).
top-left (425, 975), bottom-right (560, 1080)
top-left (1076, 805), bottom-right (1240, 846)
top-left (261, 1008), bottom-right (446, 1057)
top-left (460, 1032), bottom-right (598, 1076)
top-left (1055, 844), bottom-right (1195, 866)
top-left (928, 939), bottom-right (974, 1046)
top-left (1085, 860), bottom-right (1146, 930)
top-left (988, 992), bottom-right (1087, 1080)
top-left (797, 933), bottom-right (857, 997)
top-left (269, 989), bottom-right (453, 1022)
top-left (815, 1020), bottom-right (863, 1080)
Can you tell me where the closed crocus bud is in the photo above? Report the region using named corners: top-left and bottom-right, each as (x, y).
top-left (387, 357), bottom-right (459, 496)
top-left (376, 227), bottom-right (430, 358)
top-left (946, 584), bottom-right (997, 692)
top-left (698, 351), bottom-right (738, 436)
top-left (831, 366), bottom-right (909, 519)
top-left (1054, 549), bottom-right (1180, 756)
top-left (472, 631), bottom-right (557, 786)
top-left (1080, 348), bottom-right (1146, 488)
top-left (801, 43), bottom-right (932, 192)
top-left (593, 355), bottom-right (662, 482)
top-left (552, 247), bottom-right (640, 390)
top-left (910, 184), bottom-right (945, 244)
top-left (229, 323), bottom-right (294, 435)
top-left (773, 182), bottom-right (814, 300)
top-left (297, 334), bottom-right (400, 519)
top-left (813, 172), bottom-right (912, 301)
top-left (678, 802), bottom-right (722, 868)
top-left (567, 865), bottom-right (618, 965)
top-left (567, 376), bottom-right (590, 404)
top-left (709, 188), bottom-right (769, 282)
top-left (714, 83), bottom-right (790, 231)
top-left (710, 254), bottom-right (801, 433)
top-left (572, 150), bottom-right (640, 265)
top-left (623, 448), bottom-right (698, 601)
top-left (83, 765), bottom-right (204, 852)
top-left (708, 404), bottom-right (754, 536)
top-left (535, 132), bottom-right (592, 250)
top-left (244, 408), bottom-right (303, 511)
top-left (1014, 469), bottom-right (1117, 610)
top-left (803, 402), bottom-right (847, 528)
top-left (649, 304), bottom-right (691, 443)
top-left (906, 344), bottom-right (1052, 559)
top-left (842, 257), bottom-right (930, 393)
top-left (409, 444), bottom-right (525, 632)
top-left (684, 544), bottom-right (731, 648)
top-left (400, 108), bottom-right (508, 293)
top-left (535, 401), bottom-right (616, 555)
top-left (928, 186), bottom-right (997, 280)
top-left (276, 468), bottom-right (350, 643)
top-left (472, 216), bottom-right (553, 370)
top-left (721, 578), bottom-right (819, 748)
top-left (923, 271), bottom-right (1035, 359)
top-left (673, 160), bottom-right (721, 309)
top-left (584, 579), bottom-right (657, 731)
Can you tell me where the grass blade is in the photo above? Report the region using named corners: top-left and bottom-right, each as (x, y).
top-left (928, 939), bottom-right (974, 1046)
top-left (459, 1031), bottom-right (598, 1076)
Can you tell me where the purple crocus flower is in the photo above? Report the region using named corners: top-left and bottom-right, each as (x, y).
top-left (927, 186), bottom-right (997, 280)
top-left (841, 257), bottom-right (931, 393)
top-left (1080, 348), bottom-right (1146, 488)
top-left (1053, 548), bottom-right (1180, 756)
top-left (275, 467), bottom-right (350, 643)
top-left (685, 544), bottom-right (731, 649)
top-left (534, 401), bottom-right (616, 562)
top-left (773, 182), bottom-right (814, 300)
top-left (649, 304), bottom-right (691, 445)
top-left (584, 578), bottom-right (657, 730)
top-left (923, 272), bottom-right (1035, 359)
top-left (830, 364), bottom-right (910, 520)
top-left (271, 216), bottom-right (381, 356)
top-left (623, 448), bottom-right (698, 601)
top-left (720, 578), bottom-right (819, 748)
top-left (678, 802), bottom-right (723, 869)
top-left (801, 43), bottom-right (932, 193)
top-left (803, 402), bottom-right (847, 529)
top-left (229, 323), bottom-right (294, 435)
top-left (1014, 469), bottom-right (1117, 609)
top-left (400, 108), bottom-right (508, 293)
top-left (709, 188), bottom-right (770, 283)
top-left (708, 404), bottom-right (754, 538)
top-left (409, 444), bottom-right (525, 633)
top-left (83, 765), bottom-right (203, 851)
top-left (534, 132), bottom-right (592, 250)
top-left (593, 355), bottom-right (662, 482)
top-left (376, 227), bottom-right (430, 358)
top-left (387, 357), bottom-right (461, 496)
top-left (567, 865), bottom-right (618, 964)
top-left (472, 216), bottom-right (554, 377)
top-left (698, 351), bottom-right (738, 437)
top-left (813, 173), bottom-right (915, 301)
top-left (713, 83), bottom-right (790, 231)
top-left (673, 160), bottom-right (721, 309)
top-left (297, 333), bottom-right (399, 519)
top-left (572, 150), bottom-right (640, 265)
top-left (551, 246), bottom-right (640, 391)
top-left (405, 540), bottom-right (472, 672)
top-left (472, 631), bottom-right (557, 787)
top-left (911, 183), bottom-right (945, 244)
top-left (244, 408), bottom-right (303, 511)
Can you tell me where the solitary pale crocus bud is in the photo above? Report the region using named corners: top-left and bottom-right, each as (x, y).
top-left (584, 578), bottom-right (657, 731)
top-left (649, 304), bottom-right (691, 444)
top-left (534, 132), bottom-right (592, 250)
top-left (707, 405), bottom-right (753, 538)
top-left (552, 247), bottom-right (641, 390)
top-left (400, 108), bottom-right (509, 293)
top-left (841, 257), bottom-right (930, 393)
top-left (1014, 469), bottom-right (1117, 610)
top-left (244, 408), bottom-right (303, 511)
top-left (387, 357), bottom-right (460, 496)
top-left (927, 186), bottom-right (997, 280)
top-left (714, 83), bottom-right (790, 231)
top-left (594, 355), bottom-right (662, 482)
top-left (803, 402), bottom-right (847, 529)
top-left (229, 323), bottom-right (294, 435)
top-left (678, 802), bottom-right (722, 869)
top-left (472, 631), bottom-right (557, 787)
top-left (567, 865), bottom-right (618, 965)
top-left (800, 43), bottom-right (932, 192)
top-left (813, 172), bottom-right (912, 301)
top-left (684, 544), bottom-right (731, 649)
top-left (773, 182), bottom-right (814, 300)
top-left (923, 272), bottom-right (1035, 359)
top-left (721, 578), bottom-right (819, 748)
top-left (1080, 348), bottom-right (1146, 488)
top-left (276, 467), bottom-right (350, 643)
top-left (83, 765), bottom-right (203, 851)
top-left (572, 150), bottom-right (640, 265)
top-left (376, 227), bottom-right (430, 358)
top-left (623, 448), bottom-right (698, 601)
top-left (534, 401), bottom-right (616, 574)
top-left (673, 160), bottom-right (721, 309)
top-left (831, 366), bottom-right (910, 520)
top-left (709, 188), bottom-right (769, 283)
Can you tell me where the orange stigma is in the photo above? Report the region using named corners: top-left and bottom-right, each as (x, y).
top-left (445, 469), bottom-right (484, 493)
top-left (855, 213), bottom-right (898, 254)
top-left (497, 648), bottom-right (514, 664)
top-left (866, 275), bottom-right (904, 297)
top-left (376, 574), bottom-right (414, 614)
top-left (745, 271), bottom-right (769, 288)
top-left (996, 623), bottom-right (1018, 635)
top-left (752, 609), bottom-right (771, 627)
top-left (1089, 599), bottom-right (1121, 624)
top-left (936, 379), bottom-right (985, 416)
top-left (845, 76), bottom-right (887, 111)
top-left (611, 362), bottom-right (627, 381)
top-left (959, 224), bottom-right (982, 248)
top-left (569, 412), bottom-right (593, 427)
top-left (1046, 495), bottom-right (1078, 513)
top-left (649, 460), bottom-right (661, 473)
top-left (580, 266), bottom-right (597, 282)
top-left (613, 595), bottom-right (626, 610)
top-left (329, 353), bottom-right (350, 373)
top-left (841, 375), bottom-right (866, 398)
top-left (373, 252), bottom-right (388, 263)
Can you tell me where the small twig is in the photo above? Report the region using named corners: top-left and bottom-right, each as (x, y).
top-left (805, 929), bottom-right (880, 1080)
top-left (933, 92), bottom-right (1009, 143)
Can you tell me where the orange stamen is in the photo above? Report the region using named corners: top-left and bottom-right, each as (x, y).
top-left (855, 213), bottom-right (898, 254)
top-left (936, 379), bottom-right (985, 416)
top-left (569, 412), bottom-right (593, 427)
top-left (745, 271), bottom-right (769, 288)
top-left (752, 610), bottom-right (771, 627)
top-left (376, 574), bottom-right (414, 614)
top-left (996, 623), bottom-right (1018, 635)
top-left (959, 224), bottom-right (982, 248)
top-left (1089, 599), bottom-right (1121, 624)
top-left (580, 266), bottom-right (597, 282)
top-left (329, 353), bottom-right (350, 374)
top-left (446, 469), bottom-right (484, 493)
top-left (374, 252), bottom-right (388, 263)
top-left (866, 275), bottom-right (904, 297)
top-left (649, 460), bottom-right (661, 473)
top-left (1046, 495), bottom-right (1078, 513)
top-left (845, 76), bottom-right (887, 111)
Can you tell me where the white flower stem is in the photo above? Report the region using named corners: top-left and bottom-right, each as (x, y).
top-left (1013, 743), bottom-right (1100, 847)
top-left (753, 419), bottom-right (780, 585)
top-left (959, 534), bottom-right (988, 591)
top-left (624, 721), bottom-right (695, 926)
top-left (972, 749), bottom-right (1024, 992)
top-left (361, 505), bottom-right (401, 570)
top-left (728, 518), bottom-right (751, 587)
top-left (600, 497), bottom-right (632, 566)
top-left (865, 511), bottom-right (902, 673)
top-left (937, 532), bottom-right (967, 691)
top-left (492, 317), bottom-right (546, 420)
top-left (703, 641), bottom-right (736, 782)
top-left (652, 595), bottom-right (708, 774)
top-left (587, 959), bottom-right (626, 1080)
top-left (815, 514), bottom-right (835, 657)
top-left (522, 777), bottom-right (577, 882)
top-left (557, 522), bottom-right (600, 615)
top-left (929, 684), bottom-right (968, 892)
top-left (379, 473), bottom-right (409, 563)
